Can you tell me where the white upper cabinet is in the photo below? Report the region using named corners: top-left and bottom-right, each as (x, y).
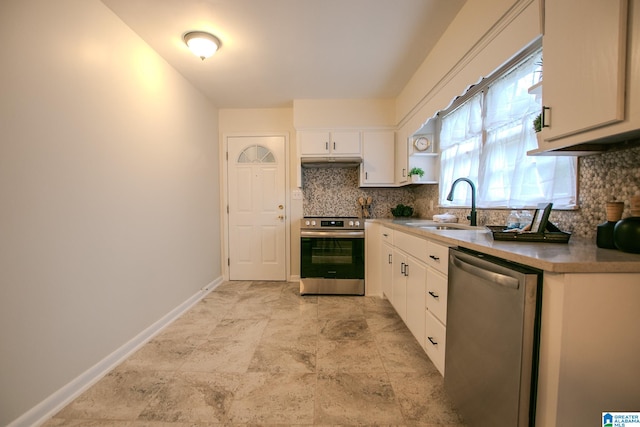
top-left (360, 131), bottom-right (395, 186)
top-left (395, 126), bottom-right (410, 184)
top-left (299, 130), bottom-right (361, 156)
top-left (535, 0), bottom-right (640, 153)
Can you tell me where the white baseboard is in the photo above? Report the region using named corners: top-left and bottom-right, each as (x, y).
top-left (9, 276), bottom-right (224, 427)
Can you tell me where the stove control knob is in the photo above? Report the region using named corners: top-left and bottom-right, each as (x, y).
top-left (311, 220), bottom-right (316, 226)
top-left (348, 221), bottom-right (354, 227)
top-left (305, 220), bottom-right (310, 226)
top-left (355, 220), bottom-right (360, 227)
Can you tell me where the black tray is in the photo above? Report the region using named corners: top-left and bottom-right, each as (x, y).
top-left (487, 222), bottom-right (571, 243)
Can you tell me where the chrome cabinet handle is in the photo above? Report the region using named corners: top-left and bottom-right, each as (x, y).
top-left (428, 291), bottom-right (439, 299)
top-left (388, 254), bottom-right (392, 264)
top-left (400, 262), bottom-right (406, 275)
top-left (429, 255), bottom-right (440, 261)
top-left (428, 336), bottom-right (438, 346)
top-left (404, 263), bottom-right (409, 276)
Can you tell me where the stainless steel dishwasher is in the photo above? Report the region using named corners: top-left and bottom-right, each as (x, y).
top-left (446, 247), bottom-right (541, 427)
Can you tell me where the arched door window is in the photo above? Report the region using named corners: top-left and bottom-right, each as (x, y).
top-left (237, 144), bottom-right (276, 163)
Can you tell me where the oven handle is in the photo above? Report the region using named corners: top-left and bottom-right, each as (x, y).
top-left (300, 230), bottom-right (365, 238)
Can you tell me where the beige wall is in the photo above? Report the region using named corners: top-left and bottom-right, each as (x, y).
top-left (293, 99), bottom-right (396, 129)
top-left (218, 108), bottom-right (301, 277)
top-left (0, 0), bottom-right (221, 424)
top-left (396, 0), bottom-right (541, 130)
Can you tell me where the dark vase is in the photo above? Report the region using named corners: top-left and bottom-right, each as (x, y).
top-left (596, 221), bottom-right (617, 249)
top-left (613, 217), bottom-right (640, 253)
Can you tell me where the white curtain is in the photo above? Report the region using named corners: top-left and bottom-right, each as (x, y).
top-left (439, 93), bottom-right (483, 205)
top-left (440, 50), bottom-right (577, 209)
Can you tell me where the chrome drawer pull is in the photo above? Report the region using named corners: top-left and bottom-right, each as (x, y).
top-left (428, 291), bottom-right (439, 299)
top-left (428, 336), bottom-right (438, 346)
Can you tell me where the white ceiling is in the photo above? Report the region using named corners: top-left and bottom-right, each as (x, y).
top-left (101, 0), bottom-right (467, 109)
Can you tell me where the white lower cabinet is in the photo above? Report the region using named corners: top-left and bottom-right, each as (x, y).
top-left (380, 228), bottom-right (394, 301)
top-left (391, 248), bottom-right (408, 321)
top-left (391, 231), bottom-right (428, 326)
top-left (379, 227), bottom-right (450, 376)
top-left (425, 240), bottom-right (450, 376)
top-left (405, 255), bottom-right (427, 346)
top-left (425, 310), bottom-right (447, 374)
top-left (426, 268), bottom-right (448, 325)
top-left (425, 267), bottom-right (448, 376)
top-left (390, 231), bottom-right (427, 328)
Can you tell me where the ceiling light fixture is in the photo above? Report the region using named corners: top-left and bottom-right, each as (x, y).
top-left (183, 31), bottom-right (221, 60)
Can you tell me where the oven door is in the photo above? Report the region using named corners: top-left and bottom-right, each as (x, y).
top-left (300, 230), bottom-right (365, 295)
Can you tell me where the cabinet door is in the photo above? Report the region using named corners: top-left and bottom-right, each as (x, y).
top-left (405, 256), bottom-right (427, 347)
top-left (426, 268), bottom-right (448, 325)
top-left (395, 132), bottom-right (409, 184)
top-left (542, 0), bottom-right (627, 143)
top-left (425, 311), bottom-right (446, 376)
top-left (331, 131), bottom-right (361, 155)
top-left (391, 248), bottom-right (407, 321)
top-left (299, 131), bottom-right (330, 155)
top-left (426, 241), bottom-right (449, 275)
top-left (361, 131), bottom-right (395, 186)
top-left (381, 242), bottom-right (393, 301)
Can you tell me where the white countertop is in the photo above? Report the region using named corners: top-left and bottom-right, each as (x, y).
top-left (371, 219), bottom-right (640, 273)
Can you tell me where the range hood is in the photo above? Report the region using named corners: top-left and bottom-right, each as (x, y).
top-left (300, 156), bottom-right (363, 168)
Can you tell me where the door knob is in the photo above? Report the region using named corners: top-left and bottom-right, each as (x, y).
top-left (278, 215), bottom-right (284, 220)
top-left (278, 205), bottom-right (284, 210)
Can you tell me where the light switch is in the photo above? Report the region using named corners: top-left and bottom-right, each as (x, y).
top-left (292, 189), bottom-right (303, 200)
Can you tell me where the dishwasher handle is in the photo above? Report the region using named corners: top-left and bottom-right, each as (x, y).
top-left (451, 253), bottom-right (519, 289)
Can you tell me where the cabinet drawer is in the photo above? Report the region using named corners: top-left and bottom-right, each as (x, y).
top-left (426, 268), bottom-right (448, 325)
top-left (381, 227), bottom-right (393, 244)
top-left (425, 311), bottom-right (446, 376)
top-left (426, 241), bottom-right (449, 275)
top-left (394, 230), bottom-right (427, 259)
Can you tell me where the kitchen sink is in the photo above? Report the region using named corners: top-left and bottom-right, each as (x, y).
top-left (401, 221), bottom-right (476, 230)
top-left (419, 225), bottom-right (469, 230)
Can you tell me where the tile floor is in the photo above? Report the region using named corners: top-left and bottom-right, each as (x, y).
top-left (45, 281), bottom-right (466, 426)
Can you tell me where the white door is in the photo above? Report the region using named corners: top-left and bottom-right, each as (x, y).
top-left (227, 136), bottom-right (286, 280)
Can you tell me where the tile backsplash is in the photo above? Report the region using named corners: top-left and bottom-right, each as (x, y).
top-left (301, 145), bottom-right (640, 240)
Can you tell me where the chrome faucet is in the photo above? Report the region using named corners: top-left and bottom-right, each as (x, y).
top-left (446, 178), bottom-right (477, 226)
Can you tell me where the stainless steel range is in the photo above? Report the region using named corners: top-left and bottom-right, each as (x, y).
top-left (299, 217), bottom-right (365, 295)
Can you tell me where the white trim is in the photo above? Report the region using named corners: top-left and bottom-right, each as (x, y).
top-left (10, 276), bottom-right (224, 427)
top-left (222, 132), bottom-right (291, 282)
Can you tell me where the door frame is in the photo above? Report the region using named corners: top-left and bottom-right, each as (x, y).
top-left (220, 132), bottom-right (291, 281)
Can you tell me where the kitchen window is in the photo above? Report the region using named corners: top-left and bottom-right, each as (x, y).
top-left (439, 47), bottom-right (577, 209)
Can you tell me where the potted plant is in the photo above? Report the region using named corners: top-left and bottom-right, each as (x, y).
top-left (409, 167), bottom-right (424, 183)
top-left (533, 113), bottom-right (542, 133)
top-left (391, 204), bottom-right (414, 218)
top-left (533, 113), bottom-right (544, 145)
